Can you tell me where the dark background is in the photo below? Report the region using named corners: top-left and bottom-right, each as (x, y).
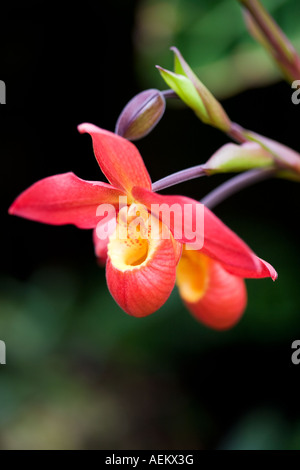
top-left (1, 0), bottom-right (300, 450)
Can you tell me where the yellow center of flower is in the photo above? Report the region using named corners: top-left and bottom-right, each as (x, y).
top-left (176, 248), bottom-right (210, 303)
top-left (107, 203), bottom-right (160, 272)
top-left (108, 236), bottom-right (149, 269)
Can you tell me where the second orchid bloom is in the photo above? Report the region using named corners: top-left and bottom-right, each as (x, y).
top-left (9, 124), bottom-right (277, 329)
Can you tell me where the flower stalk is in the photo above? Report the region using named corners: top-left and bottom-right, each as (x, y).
top-left (152, 166), bottom-right (206, 192)
top-left (238, 0), bottom-right (300, 83)
top-left (200, 168), bottom-right (275, 210)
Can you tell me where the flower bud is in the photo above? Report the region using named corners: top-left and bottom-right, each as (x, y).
top-left (115, 89), bottom-right (166, 141)
top-left (157, 47), bottom-right (231, 132)
top-left (203, 142), bottom-right (274, 174)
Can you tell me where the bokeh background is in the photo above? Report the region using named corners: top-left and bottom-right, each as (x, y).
top-left (1, 0), bottom-right (300, 449)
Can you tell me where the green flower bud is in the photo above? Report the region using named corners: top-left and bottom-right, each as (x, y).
top-left (157, 47), bottom-right (231, 132)
top-left (203, 142), bottom-right (274, 174)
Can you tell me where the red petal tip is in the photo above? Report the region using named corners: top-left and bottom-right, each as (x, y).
top-left (8, 203), bottom-right (16, 215)
top-left (77, 122), bottom-right (104, 134)
top-left (259, 257), bottom-right (278, 281)
top-left (77, 123), bottom-right (152, 193)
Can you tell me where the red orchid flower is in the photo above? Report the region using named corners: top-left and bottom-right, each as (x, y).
top-left (9, 124), bottom-right (277, 329)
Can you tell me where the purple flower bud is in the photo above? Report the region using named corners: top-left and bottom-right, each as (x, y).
top-left (115, 89), bottom-right (166, 141)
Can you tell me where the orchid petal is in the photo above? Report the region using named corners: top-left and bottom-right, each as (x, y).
top-left (106, 219), bottom-right (177, 317)
top-left (177, 250), bottom-right (247, 330)
top-left (9, 172), bottom-right (123, 229)
top-left (132, 187), bottom-right (277, 280)
top-left (78, 123), bottom-right (152, 194)
top-left (93, 215), bottom-right (117, 265)
top-left (173, 238), bottom-right (183, 265)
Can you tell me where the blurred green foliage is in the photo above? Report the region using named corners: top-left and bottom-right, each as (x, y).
top-left (135, 0), bottom-right (300, 97)
top-left (1, 211), bottom-right (300, 448)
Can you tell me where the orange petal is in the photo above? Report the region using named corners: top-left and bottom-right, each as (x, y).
top-left (106, 217), bottom-right (177, 317)
top-left (9, 172), bottom-right (124, 229)
top-left (173, 238), bottom-right (183, 265)
top-left (78, 123), bottom-right (152, 194)
top-left (132, 186), bottom-right (277, 280)
top-left (176, 250), bottom-right (247, 330)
